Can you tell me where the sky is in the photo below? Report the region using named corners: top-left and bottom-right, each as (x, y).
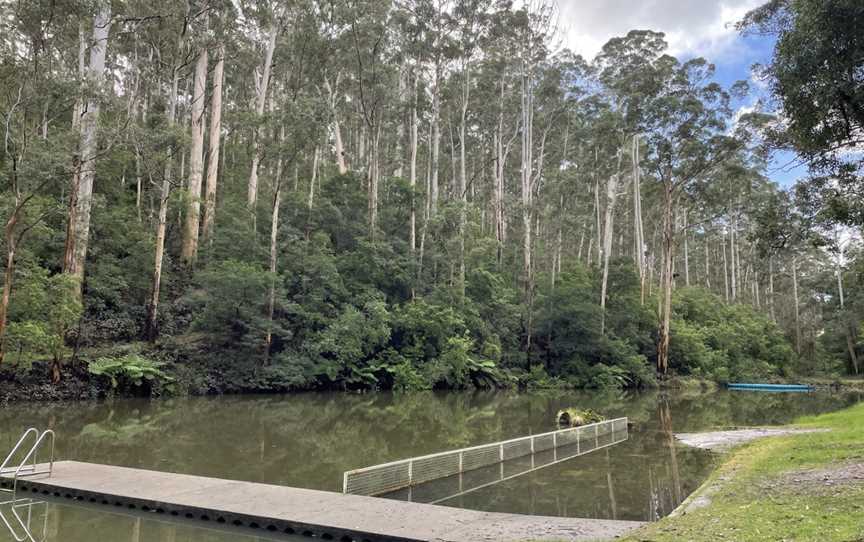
top-left (556, 0), bottom-right (808, 187)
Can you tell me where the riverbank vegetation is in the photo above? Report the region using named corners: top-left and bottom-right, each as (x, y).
top-left (1, 0), bottom-right (863, 399)
top-left (628, 401), bottom-right (864, 541)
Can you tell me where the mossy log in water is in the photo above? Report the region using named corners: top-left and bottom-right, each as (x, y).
top-left (556, 408), bottom-right (605, 427)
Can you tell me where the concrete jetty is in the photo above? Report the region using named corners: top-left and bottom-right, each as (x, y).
top-left (1, 461), bottom-right (644, 541)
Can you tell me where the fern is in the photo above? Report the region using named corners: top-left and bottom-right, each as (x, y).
top-left (87, 354), bottom-right (172, 388)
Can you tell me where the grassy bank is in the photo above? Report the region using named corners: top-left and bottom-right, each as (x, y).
top-left (626, 401), bottom-right (864, 541)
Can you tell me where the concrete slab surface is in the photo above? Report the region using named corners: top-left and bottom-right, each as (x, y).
top-left (1, 461), bottom-right (644, 542)
top-left (675, 428), bottom-right (828, 452)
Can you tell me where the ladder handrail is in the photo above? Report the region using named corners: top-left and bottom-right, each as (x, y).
top-left (10, 431), bottom-right (55, 495)
top-left (0, 430), bottom-right (39, 473)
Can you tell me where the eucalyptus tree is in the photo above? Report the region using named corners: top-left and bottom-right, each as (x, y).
top-left (63, 0), bottom-right (112, 290)
top-left (239, 0), bottom-right (286, 211)
top-left (179, 14), bottom-right (210, 268)
top-left (740, 0), bottom-right (864, 226)
top-left (143, 0), bottom-right (200, 340)
top-left (343, 0), bottom-right (397, 235)
top-left (451, 0), bottom-right (492, 297)
top-left (627, 36), bottom-right (755, 373)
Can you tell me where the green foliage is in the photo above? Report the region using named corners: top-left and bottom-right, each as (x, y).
top-left (190, 260), bottom-right (273, 345)
top-left (533, 263), bottom-right (656, 389)
top-left (521, 365), bottom-right (568, 390)
top-left (87, 354), bottom-right (172, 390)
top-left (5, 270), bottom-right (81, 366)
top-left (669, 288), bottom-right (795, 381)
top-left (2, 0), bottom-right (844, 396)
top-left (556, 408), bottom-right (606, 427)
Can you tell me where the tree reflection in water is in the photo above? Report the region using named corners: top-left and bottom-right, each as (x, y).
top-left (0, 389), bottom-right (856, 527)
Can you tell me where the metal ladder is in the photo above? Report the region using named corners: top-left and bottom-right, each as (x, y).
top-left (0, 429), bottom-right (55, 495)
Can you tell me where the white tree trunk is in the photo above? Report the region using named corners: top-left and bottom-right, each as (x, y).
top-left (458, 62), bottom-right (470, 297)
top-left (146, 34), bottom-right (181, 341)
top-left (247, 24), bottom-right (278, 207)
top-left (409, 73), bottom-right (418, 253)
top-left (600, 161), bottom-right (621, 334)
top-left (63, 3), bottom-right (111, 285)
top-left (430, 67), bottom-right (441, 215)
top-left (265, 153), bottom-right (284, 361)
top-left (683, 209), bottom-right (690, 286)
top-left (181, 45), bottom-right (208, 267)
top-left (324, 76), bottom-right (347, 175)
top-left (792, 256), bottom-right (801, 355)
top-left (203, 44), bottom-right (224, 245)
top-left (722, 232), bottom-right (730, 301)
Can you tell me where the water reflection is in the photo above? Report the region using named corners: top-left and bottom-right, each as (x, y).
top-left (0, 497), bottom-right (305, 542)
top-left (0, 389), bottom-right (857, 542)
top-left (0, 497), bottom-right (47, 542)
top-left (383, 425), bottom-right (629, 504)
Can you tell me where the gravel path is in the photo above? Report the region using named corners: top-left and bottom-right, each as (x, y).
top-left (674, 427), bottom-right (828, 452)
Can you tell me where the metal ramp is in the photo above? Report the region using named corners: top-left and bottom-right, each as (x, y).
top-left (343, 417), bottom-right (629, 497)
top-left (385, 421), bottom-right (630, 505)
top-left (1, 429), bottom-right (55, 495)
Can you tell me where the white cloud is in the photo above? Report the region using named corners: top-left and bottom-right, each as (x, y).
top-left (556, 0), bottom-right (764, 61)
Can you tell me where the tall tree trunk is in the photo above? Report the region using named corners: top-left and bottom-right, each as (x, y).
top-left (704, 239), bottom-right (711, 289)
top-left (145, 31), bottom-right (183, 341)
top-left (722, 232), bottom-right (730, 302)
top-left (247, 24), bottom-right (278, 208)
top-left (202, 44), bottom-right (224, 246)
top-left (836, 254), bottom-right (859, 374)
top-left (457, 62), bottom-right (470, 298)
top-left (181, 45), bottom-right (208, 268)
top-left (594, 175), bottom-right (602, 265)
top-left (307, 146), bottom-right (319, 212)
top-left (656, 181), bottom-right (676, 374)
top-left (368, 123), bottom-right (381, 235)
top-left (430, 67), bottom-right (441, 216)
top-left (600, 152), bottom-right (622, 334)
top-left (729, 217), bottom-right (737, 301)
top-left (632, 135), bottom-right (646, 303)
top-left (63, 3), bottom-right (111, 290)
top-left (324, 76), bottom-right (347, 175)
top-left (682, 209), bottom-right (690, 286)
top-left (265, 148), bottom-right (284, 362)
top-left (72, 23), bottom-right (86, 128)
top-left (792, 255), bottom-right (801, 355)
top-left (520, 59), bottom-right (538, 361)
top-left (409, 73), bottom-right (418, 254)
top-left (768, 256), bottom-right (776, 322)
top-left (135, 141), bottom-right (143, 222)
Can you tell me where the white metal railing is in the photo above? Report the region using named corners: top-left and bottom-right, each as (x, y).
top-left (0, 430), bottom-right (39, 476)
top-left (0, 429), bottom-right (55, 495)
top-left (343, 417), bottom-right (628, 496)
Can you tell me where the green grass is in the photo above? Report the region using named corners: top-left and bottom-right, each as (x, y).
top-left (626, 401), bottom-right (864, 541)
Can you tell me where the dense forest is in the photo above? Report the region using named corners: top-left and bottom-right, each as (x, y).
top-left (0, 0), bottom-right (862, 397)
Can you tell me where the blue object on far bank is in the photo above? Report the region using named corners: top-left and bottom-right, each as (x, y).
top-left (727, 383), bottom-right (814, 392)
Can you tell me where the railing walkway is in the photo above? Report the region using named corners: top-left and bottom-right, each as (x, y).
top-left (344, 417), bottom-right (628, 497)
top-left (386, 422), bottom-right (629, 505)
top-left (0, 422), bottom-right (642, 542)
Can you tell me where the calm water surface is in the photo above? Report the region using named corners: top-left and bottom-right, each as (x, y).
top-left (0, 389), bottom-right (859, 541)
